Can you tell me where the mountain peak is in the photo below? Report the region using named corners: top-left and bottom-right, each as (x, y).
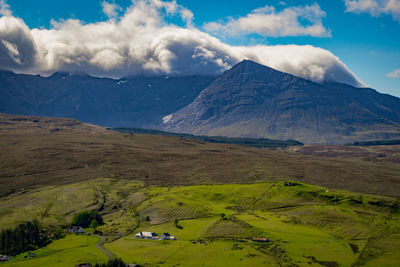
top-left (227, 59), bottom-right (288, 78)
top-left (216, 59), bottom-right (297, 87)
top-left (236, 59), bottom-right (262, 66)
top-left (233, 59), bottom-right (271, 69)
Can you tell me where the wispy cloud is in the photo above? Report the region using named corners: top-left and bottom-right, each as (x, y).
top-left (203, 3), bottom-right (331, 38)
top-left (102, 1), bottom-right (121, 19)
top-left (0, 0), bottom-right (11, 16)
top-left (0, 0), bottom-right (364, 87)
top-left (387, 69), bottom-right (400, 78)
top-left (345, 0), bottom-right (400, 21)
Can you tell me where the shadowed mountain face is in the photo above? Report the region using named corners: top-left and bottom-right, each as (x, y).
top-left (0, 71), bottom-right (215, 127)
top-left (161, 60), bottom-right (400, 144)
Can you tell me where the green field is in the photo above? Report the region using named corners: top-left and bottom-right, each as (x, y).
top-left (107, 238), bottom-right (275, 266)
top-left (3, 234), bottom-right (108, 267)
top-left (2, 178), bottom-right (399, 266)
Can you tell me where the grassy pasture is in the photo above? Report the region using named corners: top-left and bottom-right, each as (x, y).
top-left (4, 234), bottom-right (108, 267)
top-left (106, 238), bottom-right (275, 266)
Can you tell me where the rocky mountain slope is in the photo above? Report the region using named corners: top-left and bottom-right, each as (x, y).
top-left (162, 60), bottom-right (400, 144)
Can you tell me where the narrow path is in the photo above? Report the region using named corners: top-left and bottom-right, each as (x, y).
top-left (95, 235), bottom-right (114, 260)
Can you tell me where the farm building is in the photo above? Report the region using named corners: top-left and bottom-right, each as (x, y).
top-left (160, 233), bottom-right (170, 240)
top-left (66, 226), bottom-right (85, 233)
top-left (160, 233), bottom-right (177, 240)
top-left (134, 231), bottom-right (158, 239)
top-left (0, 255), bottom-right (10, 262)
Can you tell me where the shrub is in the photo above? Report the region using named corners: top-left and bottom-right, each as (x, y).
top-left (95, 257), bottom-right (131, 267)
top-left (89, 219), bottom-right (99, 229)
top-left (349, 243), bottom-right (359, 253)
top-left (174, 219), bottom-right (183, 229)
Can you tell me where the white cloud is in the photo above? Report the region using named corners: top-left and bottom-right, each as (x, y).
top-left (147, 0), bottom-right (193, 25)
top-left (387, 69), bottom-right (400, 78)
top-left (0, 16), bottom-right (37, 69)
top-left (0, 0), bottom-right (11, 16)
top-left (203, 3), bottom-right (331, 37)
top-left (233, 45), bottom-right (364, 86)
top-left (102, 1), bottom-right (121, 19)
top-left (0, 0), bottom-right (364, 87)
top-left (345, 0), bottom-right (400, 21)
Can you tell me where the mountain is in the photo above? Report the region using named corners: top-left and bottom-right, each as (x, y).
top-left (2, 61), bottom-right (400, 144)
top-left (161, 60), bottom-right (400, 144)
top-left (0, 70), bottom-right (215, 127)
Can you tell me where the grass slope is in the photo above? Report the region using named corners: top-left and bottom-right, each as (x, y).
top-left (2, 178), bottom-right (399, 266)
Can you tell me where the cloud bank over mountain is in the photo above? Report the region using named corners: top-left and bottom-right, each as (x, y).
top-left (0, 0), bottom-right (364, 87)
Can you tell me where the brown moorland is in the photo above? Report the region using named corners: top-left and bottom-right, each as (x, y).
top-left (1, 113), bottom-right (400, 197)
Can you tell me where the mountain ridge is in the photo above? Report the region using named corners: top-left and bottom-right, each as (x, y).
top-left (0, 70), bottom-right (216, 127)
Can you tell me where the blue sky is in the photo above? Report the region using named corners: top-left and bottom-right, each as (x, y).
top-left (1, 0), bottom-right (400, 96)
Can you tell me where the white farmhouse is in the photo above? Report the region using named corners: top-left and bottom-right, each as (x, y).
top-left (0, 255), bottom-right (10, 262)
top-left (66, 226), bottom-right (85, 233)
top-left (134, 231), bottom-right (158, 239)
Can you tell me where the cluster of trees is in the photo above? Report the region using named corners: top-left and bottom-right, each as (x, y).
top-left (0, 220), bottom-right (62, 256)
top-left (72, 211), bottom-right (103, 228)
top-left (94, 258), bottom-right (134, 267)
top-left (351, 139), bottom-right (400, 146)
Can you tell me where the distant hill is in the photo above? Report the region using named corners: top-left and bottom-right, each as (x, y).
top-left (162, 60), bottom-right (400, 144)
top-left (0, 70), bottom-right (215, 127)
top-left (1, 114), bottom-right (400, 198)
top-left (0, 113), bottom-right (107, 134)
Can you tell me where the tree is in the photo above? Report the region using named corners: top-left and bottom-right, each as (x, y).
top-left (72, 211), bottom-right (103, 228)
top-left (0, 220), bottom-right (59, 256)
top-left (89, 219), bottom-right (99, 229)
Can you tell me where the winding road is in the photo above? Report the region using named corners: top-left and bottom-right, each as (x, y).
top-left (95, 235), bottom-right (114, 260)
